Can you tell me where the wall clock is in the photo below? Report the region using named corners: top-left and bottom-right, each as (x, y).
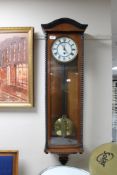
top-left (41, 18), bottom-right (88, 164)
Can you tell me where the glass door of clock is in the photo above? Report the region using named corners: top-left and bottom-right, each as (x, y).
top-left (49, 52), bottom-right (80, 147)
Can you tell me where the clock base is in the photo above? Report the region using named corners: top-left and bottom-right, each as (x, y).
top-left (59, 154), bottom-right (69, 165)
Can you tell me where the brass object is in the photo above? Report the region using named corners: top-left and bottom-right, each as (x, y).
top-left (54, 115), bottom-right (73, 137)
top-left (89, 142), bottom-right (117, 175)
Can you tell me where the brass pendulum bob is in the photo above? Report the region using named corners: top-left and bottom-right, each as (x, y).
top-left (54, 114), bottom-right (73, 137)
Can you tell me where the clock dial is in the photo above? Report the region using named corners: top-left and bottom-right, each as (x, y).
top-left (52, 37), bottom-right (78, 63)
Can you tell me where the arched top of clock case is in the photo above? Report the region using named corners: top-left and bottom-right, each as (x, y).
top-left (41, 18), bottom-right (88, 33)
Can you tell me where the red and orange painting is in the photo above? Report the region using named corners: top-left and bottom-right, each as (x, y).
top-left (0, 28), bottom-right (33, 107)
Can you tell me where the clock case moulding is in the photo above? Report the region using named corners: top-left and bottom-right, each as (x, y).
top-left (41, 18), bottom-right (88, 165)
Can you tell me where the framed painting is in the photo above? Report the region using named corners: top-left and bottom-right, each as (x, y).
top-left (0, 27), bottom-right (33, 107)
top-left (0, 150), bottom-right (19, 175)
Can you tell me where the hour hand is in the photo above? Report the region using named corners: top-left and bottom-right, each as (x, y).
top-left (62, 45), bottom-right (66, 50)
top-left (62, 45), bottom-right (68, 54)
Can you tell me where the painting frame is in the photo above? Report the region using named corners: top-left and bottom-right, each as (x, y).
top-left (0, 150), bottom-right (19, 175)
top-left (0, 27), bottom-right (33, 107)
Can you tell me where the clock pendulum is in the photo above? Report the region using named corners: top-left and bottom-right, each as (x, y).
top-left (41, 18), bottom-right (88, 164)
top-left (54, 63), bottom-right (74, 138)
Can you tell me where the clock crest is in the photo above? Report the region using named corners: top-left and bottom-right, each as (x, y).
top-left (41, 18), bottom-right (88, 164)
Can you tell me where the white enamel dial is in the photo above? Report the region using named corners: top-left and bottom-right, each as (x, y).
top-left (52, 37), bottom-right (78, 63)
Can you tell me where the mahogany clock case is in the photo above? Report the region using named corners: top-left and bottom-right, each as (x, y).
top-left (41, 18), bottom-right (88, 157)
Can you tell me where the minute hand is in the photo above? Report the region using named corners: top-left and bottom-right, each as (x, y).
top-left (62, 44), bottom-right (69, 56)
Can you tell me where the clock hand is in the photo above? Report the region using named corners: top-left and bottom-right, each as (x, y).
top-left (62, 45), bottom-right (66, 54)
top-left (62, 45), bottom-right (68, 55)
top-left (62, 44), bottom-right (65, 50)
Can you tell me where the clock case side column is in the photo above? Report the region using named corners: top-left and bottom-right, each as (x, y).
top-left (79, 34), bottom-right (85, 153)
top-left (45, 33), bottom-right (52, 153)
top-left (45, 33), bottom-right (49, 153)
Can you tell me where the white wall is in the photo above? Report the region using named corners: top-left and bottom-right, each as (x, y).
top-left (111, 0), bottom-right (117, 64)
top-left (111, 0), bottom-right (117, 141)
top-left (0, 0), bottom-right (112, 175)
top-left (111, 0), bottom-right (117, 34)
